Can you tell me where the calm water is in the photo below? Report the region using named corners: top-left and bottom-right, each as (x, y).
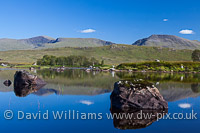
top-left (0, 69), bottom-right (200, 132)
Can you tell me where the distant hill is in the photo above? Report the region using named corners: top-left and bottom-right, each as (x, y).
top-left (0, 36), bottom-right (114, 51)
top-left (132, 35), bottom-right (200, 50)
top-left (0, 44), bottom-right (193, 64)
top-left (43, 37), bottom-right (114, 48)
top-left (1, 34), bottom-right (199, 51)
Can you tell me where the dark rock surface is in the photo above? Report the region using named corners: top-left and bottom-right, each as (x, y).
top-left (14, 84), bottom-right (45, 97)
top-left (14, 70), bottom-right (46, 97)
top-left (110, 80), bottom-right (168, 110)
top-left (14, 70), bottom-right (46, 86)
top-left (3, 80), bottom-right (12, 87)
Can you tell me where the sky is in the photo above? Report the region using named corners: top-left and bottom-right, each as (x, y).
top-left (0, 0), bottom-right (199, 44)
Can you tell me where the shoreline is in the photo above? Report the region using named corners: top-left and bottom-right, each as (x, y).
top-left (1, 65), bottom-right (200, 74)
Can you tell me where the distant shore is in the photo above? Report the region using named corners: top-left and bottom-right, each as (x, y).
top-left (1, 61), bottom-right (200, 74)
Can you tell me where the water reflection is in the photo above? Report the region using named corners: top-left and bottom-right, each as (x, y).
top-left (32, 88), bottom-right (60, 96)
top-left (116, 72), bottom-right (200, 83)
top-left (14, 84), bottom-right (46, 97)
top-left (110, 107), bottom-right (168, 130)
top-left (191, 83), bottom-right (200, 93)
top-left (1, 69), bottom-right (200, 100)
top-left (37, 70), bottom-right (200, 100)
top-left (0, 69), bottom-right (199, 132)
top-left (3, 80), bottom-right (12, 87)
top-left (36, 69), bottom-right (118, 95)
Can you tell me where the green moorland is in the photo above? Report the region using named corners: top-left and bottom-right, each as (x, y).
top-left (117, 61), bottom-right (200, 72)
top-left (0, 44), bottom-right (193, 65)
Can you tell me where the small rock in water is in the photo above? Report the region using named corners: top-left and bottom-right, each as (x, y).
top-left (3, 80), bottom-right (12, 87)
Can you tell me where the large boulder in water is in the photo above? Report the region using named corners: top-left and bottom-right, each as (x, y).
top-left (14, 70), bottom-right (46, 97)
top-left (110, 80), bottom-right (168, 110)
top-left (14, 70), bottom-right (46, 86)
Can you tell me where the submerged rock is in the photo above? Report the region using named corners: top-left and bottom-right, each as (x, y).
top-left (3, 80), bottom-right (12, 87)
top-left (110, 80), bottom-right (168, 110)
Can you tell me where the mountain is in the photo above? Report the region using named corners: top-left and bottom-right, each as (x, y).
top-left (0, 36), bottom-right (114, 51)
top-left (132, 35), bottom-right (200, 49)
top-left (20, 36), bottom-right (56, 47)
top-left (43, 37), bottom-right (114, 48)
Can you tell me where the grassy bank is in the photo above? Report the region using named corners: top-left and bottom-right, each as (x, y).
top-left (117, 61), bottom-right (200, 72)
top-left (0, 44), bottom-right (193, 65)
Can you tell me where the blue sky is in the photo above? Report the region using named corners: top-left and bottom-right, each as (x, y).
top-left (0, 0), bottom-right (199, 44)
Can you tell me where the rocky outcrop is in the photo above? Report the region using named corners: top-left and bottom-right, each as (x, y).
top-left (110, 80), bottom-right (168, 110)
top-left (14, 70), bottom-right (46, 97)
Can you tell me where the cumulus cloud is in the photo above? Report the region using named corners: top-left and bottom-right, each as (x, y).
top-left (163, 19), bottom-right (168, 22)
top-left (179, 29), bottom-right (194, 34)
top-left (178, 103), bottom-right (191, 109)
top-left (80, 29), bottom-right (96, 33)
top-left (79, 100), bottom-right (94, 105)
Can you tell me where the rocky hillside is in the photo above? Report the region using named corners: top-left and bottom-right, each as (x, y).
top-left (0, 36), bottom-right (114, 51)
top-left (132, 35), bottom-right (200, 49)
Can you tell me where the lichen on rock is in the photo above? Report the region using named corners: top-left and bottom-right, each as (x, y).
top-left (110, 79), bottom-right (168, 110)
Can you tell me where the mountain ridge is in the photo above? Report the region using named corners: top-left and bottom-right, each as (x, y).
top-left (0, 36), bottom-right (114, 51)
top-left (0, 34), bottom-right (200, 51)
top-left (132, 34), bottom-right (200, 49)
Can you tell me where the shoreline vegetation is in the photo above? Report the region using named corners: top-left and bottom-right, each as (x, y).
top-left (2, 60), bottom-right (200, 73)
top-left (116, 61), bottom-right (200, 73)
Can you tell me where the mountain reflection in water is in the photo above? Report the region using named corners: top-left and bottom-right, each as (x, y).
top-left (0, 69), bottom-right (200, 101)
top-left (28, 70), bottom-right (200, 101)
top-left (0, 69), bottom-right (200, 132)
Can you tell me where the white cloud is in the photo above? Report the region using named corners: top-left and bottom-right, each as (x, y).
top-left (178, 103), bottom-right (191, 109)
top-left (179, 29), bottom-right (194, 34)
top-left (79, 100), bottom-right (94, 105)
top-left (163, 19), bottom-right (168, 22)
top-left (80, 29), bottom-right (96, 33)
